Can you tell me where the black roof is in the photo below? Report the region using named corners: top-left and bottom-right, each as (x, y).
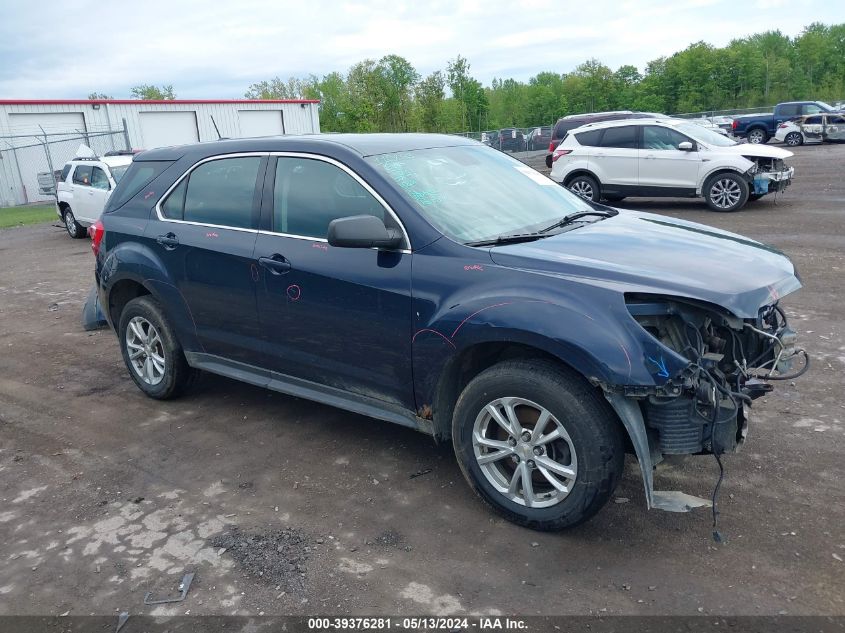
top-left (136, 133), bottom-right (477, 162)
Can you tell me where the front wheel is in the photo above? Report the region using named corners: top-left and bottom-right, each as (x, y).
top-left (704, 172), bottom-right (749, 212)
top-left (784, 131), bottom-right (803, 147)
top-left (63, 207), bottom-right (86, 239)
top-left (118, 295), bottom-right (198, 399)
top-left (566, 174), bottom-right (601, 202)
top-left (452, 360), bottom-right (624, 531)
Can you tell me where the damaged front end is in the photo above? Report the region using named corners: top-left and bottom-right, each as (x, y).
top-left (744, 156), bottom-right (794, 196)
top-left (607, 294), bottom-right (809, 512)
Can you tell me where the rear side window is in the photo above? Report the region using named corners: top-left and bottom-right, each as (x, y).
top-left (804, 116), bottom-right (823, 124)
top-left (60, 164), bottom-right (72, 182)
top-left (778, 104), bottom-right (800, 117)
top-left (599, 126), bottom-right (637, 148)
top-left (105, 160), bottom-right (173, 213)
top-left (72, 165), bottom-right (92, 185)
top-left (574, 129), bottom-right (603, 147)
top-left (161, 156), bottom-right (262, 229)
top-left (553, 120), bottom-right (579, 140)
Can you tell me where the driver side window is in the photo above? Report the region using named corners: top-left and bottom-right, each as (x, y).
top-left (641, 126), bottom-right (689, 150)
top-left (273, 157), bottom-right (388, 239)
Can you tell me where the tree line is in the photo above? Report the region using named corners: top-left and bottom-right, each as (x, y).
top-left (89, 22), bottom-right (844, 132)
top-left (245, 22), bottom-right (845, 132)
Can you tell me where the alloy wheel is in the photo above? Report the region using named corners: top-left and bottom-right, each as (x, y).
top-left (64, 210), bottom-right (78, 237)
top-left (785, 133), bottom-right (801, 146)
top-left (472, 396), bottom-right (577, 508)
top-left (125, 316), bottom-right (165, 385)
top-left (710, 178), bottom-right (742, 210)
top-left (748, 129), bottom-right (765, 144)
top-left (569, 181), bottom-right (593, 200)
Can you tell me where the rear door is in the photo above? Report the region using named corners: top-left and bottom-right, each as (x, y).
top-left (590, 125), bottom-right (638, 190)
top-left (145, 154), bottom-right (266, 363)
top-left (823, 115), bottom-right (845, 141)
top-left (71, 164), bottom-right (94, 219)
top-left (638, 125), bottom-right (701, 193)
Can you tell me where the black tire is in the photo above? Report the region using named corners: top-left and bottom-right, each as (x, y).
top-left (704, 172), bottom-right (750, 212)
top-left (451, 360), bottom-right (624, 531)
top-left (784, 131), bottom-right (803, 147)
top-left (566, 174), bottom-right (601, 202)
top-left (603, 194), bottom-right (626, 203)
top-left (118, 295), bottom-right (198, 399)
top-left (63, 207), bottom-right (86, 239)
top-left (746, 128), bottom-right (769, 144)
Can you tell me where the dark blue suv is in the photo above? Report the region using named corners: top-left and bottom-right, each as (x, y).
top-left (94, 134), bottom-right (806, 530)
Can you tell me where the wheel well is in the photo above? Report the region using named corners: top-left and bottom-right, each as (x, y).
top-left (747, 125), bottom-right (768, 136)
top-left (58, 201), bottom-right (70, 213)
top-left (702, 168), bottom-right (749, 190)
top-left (563, 170), bottom-right (598, 186)
top-left (108, 280), bottom-right (151, 328)
top-left (431, 342), bottom-right (597, 440)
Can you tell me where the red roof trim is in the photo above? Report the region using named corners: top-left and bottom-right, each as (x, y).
top-left (0, 99), bottom-right (319, 105)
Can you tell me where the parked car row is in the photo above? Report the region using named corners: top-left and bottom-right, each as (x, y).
top-left (481, 127), bottom-right (552, 152)
top-left (731, 100), bottom-right (841, 144)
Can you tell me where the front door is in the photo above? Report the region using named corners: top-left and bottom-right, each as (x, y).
top-left (254, 155), bottom-right (414, 409)
top-left (638, 125), bottom-right (701, 193)
top-left (144, 154), bottom-right (266, 363)
top-left (82, 165), bottom-right (112, 223)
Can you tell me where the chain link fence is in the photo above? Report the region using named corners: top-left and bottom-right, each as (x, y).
top-left (0, 122), bottom-right (130, 207)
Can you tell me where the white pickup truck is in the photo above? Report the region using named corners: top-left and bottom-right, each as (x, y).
top-left (56, 151), bottom-right (134, 238)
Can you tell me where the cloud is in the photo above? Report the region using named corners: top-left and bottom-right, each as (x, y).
top-left (0, 0), bottom-right (841, 98)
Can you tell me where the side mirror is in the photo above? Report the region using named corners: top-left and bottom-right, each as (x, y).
top-left (327, 215), bottom-right (403, 249)
top-left (678, 141), bottom-right (694, 151)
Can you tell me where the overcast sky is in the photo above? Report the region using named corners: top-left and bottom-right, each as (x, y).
top-left (2, 0), bottom-right (843, 99)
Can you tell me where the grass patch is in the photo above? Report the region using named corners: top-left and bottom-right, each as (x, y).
top-left (0, 204), bottom-right (58, 229)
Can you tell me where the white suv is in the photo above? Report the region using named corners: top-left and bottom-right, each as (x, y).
top-left (549, 118), bottom-right (795, 212)
top-left (56, 152), bottom-right (134, 238)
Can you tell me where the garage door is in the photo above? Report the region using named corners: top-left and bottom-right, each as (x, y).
top-left (7, 112), bottom-right (86, 135)
top-left (138, 111), bottom-right (199, 149)
top-left (239, 110), bottom-right (285, 137)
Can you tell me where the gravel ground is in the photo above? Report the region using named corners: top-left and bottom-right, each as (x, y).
top-left (0, 142), bottom-right (843, 618)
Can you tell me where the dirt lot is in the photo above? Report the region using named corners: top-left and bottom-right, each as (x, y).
top-left (1, 143), bottom-right (843, 618)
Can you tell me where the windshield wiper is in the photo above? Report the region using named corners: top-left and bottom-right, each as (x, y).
top-left (538, 209), bottom-right (618, 234)
top-left (465, 232), bottom-right (545, 247)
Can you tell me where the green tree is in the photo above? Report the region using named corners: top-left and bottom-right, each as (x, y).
top-left (130, 84), bottom-right (176, 100)
top-left (87, 92), bottom-right (113, 100)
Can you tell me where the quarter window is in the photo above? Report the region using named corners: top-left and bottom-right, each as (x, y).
top-left (642, 126), bottom-right (689, 150)
top-left (72, 165), bottom-right (92, 186)
top-left (779, 104), bottom-right (800, 117)
top-left (272, 157), bottom-right (388, 239)
top-left (599, 126), bottom-right (637, 148)
top-left (574, 129), bottom-right (603, 147)
top-left (161, 156), bottom-right (262, 229)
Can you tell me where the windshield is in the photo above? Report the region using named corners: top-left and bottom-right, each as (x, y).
top-left (817, 101), bottom-right (834, 112)
top-left (109, 165), bottom-right (130, 183)
top-left (673, 122), bottom-right (737, 147)
top-left (367, 145), bottom-right (593, 243)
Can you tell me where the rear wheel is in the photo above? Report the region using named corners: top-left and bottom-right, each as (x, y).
top-left (747, 128), bottom-right (768, 144)
top-left (704, 172), bottom-right (749, 212)
top-left (566, 174), bottom-right (601, 202)
top-left (63, 207), bottom-right (85, 239)
top-left (451, 360), bottom-right (624, 531)
top-left (784, 131), bottom-right (803, 147)
top-left (118, 295), bottom-right (198, 399)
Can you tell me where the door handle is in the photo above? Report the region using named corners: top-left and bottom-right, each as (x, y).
top-left (643, 154), bottom-right (656, 159)
top-left (156, 232), bottom-right (179, 250)
top-left (258, 254), bottom-right (291, 275)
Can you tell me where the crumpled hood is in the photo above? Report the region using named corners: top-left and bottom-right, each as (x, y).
top-left (489, 210), bottom-right (801, 318)
top-left (705, 143), bottom-right (793, 160)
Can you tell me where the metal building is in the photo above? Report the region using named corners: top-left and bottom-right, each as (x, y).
top-left (0, 99), bottom-right (321, 207)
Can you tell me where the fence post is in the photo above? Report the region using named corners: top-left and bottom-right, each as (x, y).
top-left (122, 118), bottom-right (131, 151)
top-left (38, 126), bottom-right (57, 202)
top-left (6, 143), bottom-right (29, 205)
